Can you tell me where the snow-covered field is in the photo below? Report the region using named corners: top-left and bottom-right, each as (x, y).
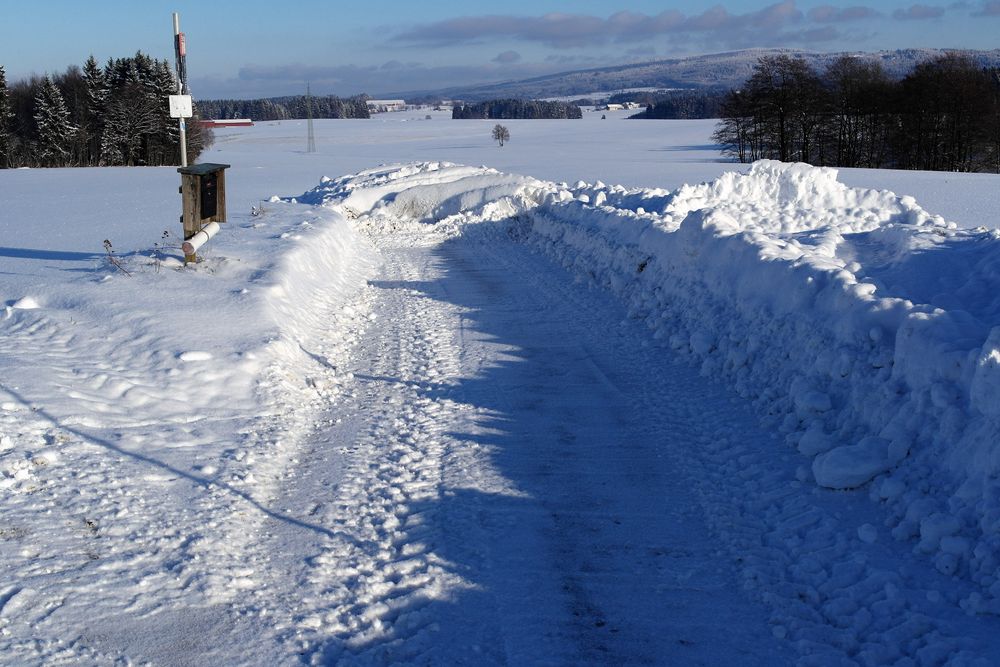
top-left (2, 113), bottom-right (1000, 665)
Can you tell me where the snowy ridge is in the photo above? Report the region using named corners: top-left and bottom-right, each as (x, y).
top-left (0, 190), bottom-right (379, 663)
top-left (191, 202), bottom-right (381, 609)
top-left (305, 160), bottom-right (1000, 612)
top-left (260, 199), bottom-right (375, 398)
top-left (298, 162), bottom-right (538, 226)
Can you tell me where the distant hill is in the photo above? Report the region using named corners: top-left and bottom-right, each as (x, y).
top-left (399, 48), bottom-right (1000, 103)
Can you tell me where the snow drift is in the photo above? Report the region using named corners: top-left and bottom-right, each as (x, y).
top-left (302, 160), bottom-right (1000, 607)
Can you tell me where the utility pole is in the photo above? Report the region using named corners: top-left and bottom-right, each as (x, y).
top-left (172, 12), bottom-right (189, 167)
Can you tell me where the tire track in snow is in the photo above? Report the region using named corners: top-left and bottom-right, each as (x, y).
top-left (438, 234), bottom-right (792, 665)
top-left (224, 214), bottom-right (797, 664)
top-left (493, 215), bottom-right (1000, 665)
top-left (262, 218), bottom-right (786, 664)
top-left (301, 256), bottom-right (477, 664)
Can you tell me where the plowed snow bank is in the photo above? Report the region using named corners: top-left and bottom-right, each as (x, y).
top-left (301, 160), bottom-right (1000, 611)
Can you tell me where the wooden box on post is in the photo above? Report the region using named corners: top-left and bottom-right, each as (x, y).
top-left (178, 162), bottom-right (230, 263)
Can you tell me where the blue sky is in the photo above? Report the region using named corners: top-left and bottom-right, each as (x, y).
top-left (3, 0), bottom-right (999, 98)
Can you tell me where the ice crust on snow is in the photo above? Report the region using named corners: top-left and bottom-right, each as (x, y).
top-left (302, 159), bottom-right (1000, 615)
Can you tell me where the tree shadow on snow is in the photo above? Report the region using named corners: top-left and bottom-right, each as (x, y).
top-left (0, 384), bottom-right (355, 545)
top-left (0, 246), bottom-right (103, 262)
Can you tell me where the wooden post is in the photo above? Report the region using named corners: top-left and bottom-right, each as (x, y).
top-left (216, 168), bottom-right (227, 223)
top-left (178, 163), bottom-right (230, 264)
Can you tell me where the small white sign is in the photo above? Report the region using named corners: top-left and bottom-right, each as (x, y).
top-left (169, 95), bottom-right (193, 118)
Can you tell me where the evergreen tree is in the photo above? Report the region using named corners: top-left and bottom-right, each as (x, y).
top-left (34, 75), bottom-right (77, 167)
top-left (153, 59), bottom-right (181, 164)
top-left (101, 87), bottom-right (159, 166)
top-left (83, 55), bottom-right (107, 164)
top-left (54, 66), bottom-right (89, 166)
top-left (452, 99), bottom-right (582, 119)
top-left (2, 53), bottom-right (210, 168)
top-left (100, 52), bottom-right (160, 165)
top-left (0, 65), bottom-right (13, 168)
top-left (632, 89), bottom-right (727, 119)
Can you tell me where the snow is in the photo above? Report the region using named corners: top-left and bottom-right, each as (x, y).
top-left (812, 436), bottom-right (893, 489)
top-left (2, 115), bottom-right (1000, 664)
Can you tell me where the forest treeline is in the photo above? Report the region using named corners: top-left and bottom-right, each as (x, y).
top-left (0, 52), bottom-right (211, 168)
top-left (713, 53), bottom-right (1000, 172)
top-left (627, 89), bottom-right (728, 120)
top-left (452, 99), bottom-right (582, 120)
top-left (197, 95), bottom-right (370, 121)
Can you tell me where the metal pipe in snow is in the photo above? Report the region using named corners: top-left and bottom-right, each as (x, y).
top-left (182, 222), bottom-right (220, 256)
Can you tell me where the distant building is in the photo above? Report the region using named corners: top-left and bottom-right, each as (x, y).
top-left (599, 102), bottom-right (642, 111)
top-left (366, 99), bottom-right (407, 113)
top-left (200, 118), bottom-right (254, 128)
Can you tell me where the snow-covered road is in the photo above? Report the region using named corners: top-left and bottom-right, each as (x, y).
top-left (210, 222), bottom-right (792, 664)
top-left (156, 197), bottom-right (994, 664)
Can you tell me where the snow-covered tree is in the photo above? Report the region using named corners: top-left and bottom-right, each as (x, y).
top-left (100, 53), bottom-right (157, 166)
top-left (153, 59), bottom-right (180, 164)
top-left (83, 55), bottom-right (107, 164)
top-left (101, 91), bottom-right (158, 166)
top-left (0, 65), bottom-right (13, 168)
top-left (97, 52), bottom-right (205, 166)
top-left (34, 75), bottom-right (77, 167)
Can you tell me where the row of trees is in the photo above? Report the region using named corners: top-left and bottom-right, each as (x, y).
top-left (713, 53), bottom-right (1000, 172)
top-left (0, 52), bottom-right (211, 168)
top-left (452, 99), bottom-right (582, 120)
top-left (197, 95), bottom-right (370, 121)
top-left (0, 53), bottom-right (210, 168)
top-left (630, 89), bottom-right (728, 120)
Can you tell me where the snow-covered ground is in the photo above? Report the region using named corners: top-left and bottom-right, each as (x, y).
top-left (2, 115), bottom-right (1000, 665)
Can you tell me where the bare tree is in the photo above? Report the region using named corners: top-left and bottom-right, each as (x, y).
top-left (713, 56), bottom-right (825, 164)
top-left (824, 57), bottom-right (892, 168)
top-left (713, 89), bottom-right (760, 163)
top-left (492, 123), bottom-right (510, 147)
top-left (894, 53), bottom-right (998, 172)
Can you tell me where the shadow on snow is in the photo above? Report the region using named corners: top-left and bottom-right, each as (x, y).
top-left (311, 229), bottom-right (790, 665)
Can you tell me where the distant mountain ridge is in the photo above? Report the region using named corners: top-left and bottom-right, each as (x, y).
top-left (402, 48), bottom-right (1000, 102)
